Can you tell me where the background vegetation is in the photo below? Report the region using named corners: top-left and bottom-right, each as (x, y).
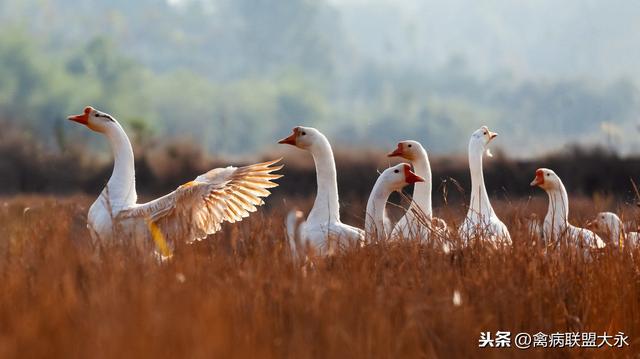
top-left (1, 0), bottom-right (640, 158)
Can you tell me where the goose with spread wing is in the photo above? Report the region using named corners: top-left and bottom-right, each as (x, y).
top-left (68, 106), bottom-right (282, 247)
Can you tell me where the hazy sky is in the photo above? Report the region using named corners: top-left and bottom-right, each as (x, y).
top-left (159, 0), bottom-right (640, 84)
top-left (2, 0), bottom-right (638, 156)
top-left (329, 0), bottom-right (640, 84)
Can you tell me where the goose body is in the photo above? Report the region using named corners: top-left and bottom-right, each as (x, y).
top-left (458, 126), bottom-right (511, 246)
top-left (588, 212), bottom-right (639, 249)
top-left (279, 127), bottom-right (364, 254)
top-left (69, 107), bottom-right (282, 248)
top-left (530, 168), bottom-right (605, 249)
top-left (285, 209), bottom-right (305, 256)
top-left (365, 163), bottom-right (425, 241)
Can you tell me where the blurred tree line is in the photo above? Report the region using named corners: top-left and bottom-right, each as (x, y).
top-left (0, 0), bottom-right (639, 157)
top-left (3, 122), bottom-right (640, 206)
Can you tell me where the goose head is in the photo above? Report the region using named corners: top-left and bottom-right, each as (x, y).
top-left (587, 212), bottom-right (626, 247)
top-left (379, 163), bottom-right (425, 192)
top-left (469, 126), bottom-right (498, 156)
top-left (387, 140), bottom-right (424, 161)
top-left (587, 212), bottom-right (622, 233)
top-left (278, 126), bottom-right (323, 150)
top-left (68, 106), bottom-right (116, 133)
top-left (530, 168), bottom-right (561, 191)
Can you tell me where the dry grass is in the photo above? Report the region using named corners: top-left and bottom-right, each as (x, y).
top-left (0, 195), bottom-right (639, 358)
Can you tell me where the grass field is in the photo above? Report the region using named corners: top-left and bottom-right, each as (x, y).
top-left (1, 194), bottom-right (639, 358)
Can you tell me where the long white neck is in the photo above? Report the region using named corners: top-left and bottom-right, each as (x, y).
top-left (468, 141), bottom-right (494, 218)
top-left (103, 121), bottom-right (137, 212)
top-left (365, 179), bottom-right (393, 239)
top-left (544, 182), bottom-right (569, 228)
top-left (307, 135), bottom-right (340, 223)
top-left (408, 148), bottom-right (432, 219)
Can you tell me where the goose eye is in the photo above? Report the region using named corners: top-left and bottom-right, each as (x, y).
top-left (408, 144), bottom-right (412, 148)
top-left (483, 131), bottom-right (487, 135)
top-left (301, 131), bottom-right (306, 136)
top-left (546, 174), bottom-right (550, 177)
top-left (95, 113), bottom-right (100, 117)
top-left (394, 169), bottom-right (399, 173)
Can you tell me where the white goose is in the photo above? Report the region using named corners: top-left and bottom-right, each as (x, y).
top-left (68, 106), bottom-right (282, 248)
top-left (587, 212), bottom-right (639, 249)
top-left (458, 126), bottom-right (511, 246)
top-left (387, 140), bottom-right (449, 243)
top-left (530, 168), bottom-right (605, 249)
top-left (285, 209), bottom-right (305, 257)
top-left (365, 163), bottom-right (425, 241)
top-left (279, 127), bottom-right (364, 254)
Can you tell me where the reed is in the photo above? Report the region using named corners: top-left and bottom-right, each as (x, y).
top-left (0, 195), bottom-right (638, 358)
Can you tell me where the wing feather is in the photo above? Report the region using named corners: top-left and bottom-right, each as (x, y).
top-left (235, 183), bottom-right (273, 197)
top-left (117, 159), bottom-right (282, 242)
top-left (228, 186), bottom-right (261, 208)
top-left (222, 195), bottom-right (243, 222)
top-left (226, 192), bottom-right (254, 213)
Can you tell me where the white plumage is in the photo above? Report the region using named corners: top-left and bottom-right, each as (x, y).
top-left (387, 140), bottom-right (451, 250)
top-left (530, 168), bottom-right (605, 250)
top-left (279, 126), bottom-right (364, 255)
top-left (458, 126), bottom-right (511, 246)
top-left (588, 212), bottom-right (639, 249)
top-left (365, 163), bottom-right (425, 241)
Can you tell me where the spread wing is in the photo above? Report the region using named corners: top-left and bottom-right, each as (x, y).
top-left (118, 159), bottom-right (282, 242)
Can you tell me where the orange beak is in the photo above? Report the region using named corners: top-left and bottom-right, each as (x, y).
top-left (278, 128), bottom-right (298, 146)
top-left (489, 131), bottom-right (498, 140)
top-left (68, 106), bottom-right (93, 126)
top-left (387, 143), bottom-right (404, 157)
top-left (530, 170), bottom-right (545, 187)
top-left (586, 220), bottom-right (597, 230)
top-left (403, 164), bottom-right (425, 184)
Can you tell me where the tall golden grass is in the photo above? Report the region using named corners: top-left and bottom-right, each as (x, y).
top-left (0, 195), bottom-right (639, 358)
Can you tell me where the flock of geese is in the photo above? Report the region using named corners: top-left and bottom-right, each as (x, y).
top-left (68, 106), bottom-right (639, 257)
